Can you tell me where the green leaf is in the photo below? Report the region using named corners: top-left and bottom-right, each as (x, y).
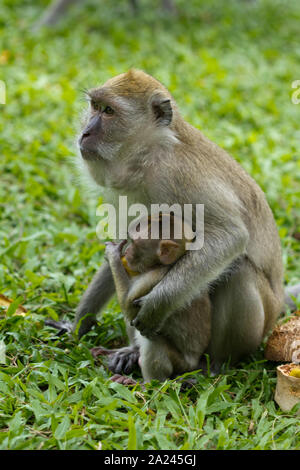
top-left (54, 415), bottom-right (71, 440)
top-left (127, 414), bottom-right (137, 450)
top-left (109, 381), bottom-right (137, 404)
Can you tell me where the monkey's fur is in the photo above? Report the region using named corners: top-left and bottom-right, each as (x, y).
top-left (101, 215), bottom-right (211, 382)
top-left (72, 69), bottom-right (292, 375)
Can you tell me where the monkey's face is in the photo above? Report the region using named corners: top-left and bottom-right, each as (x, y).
top-left (78, 90), bottom-right (133, 161)
top-left (78, 70), bottom-right (175, 164)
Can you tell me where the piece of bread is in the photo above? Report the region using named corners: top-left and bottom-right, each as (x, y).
top-left (264, 315), bottom-right (300, 363)
top-left (274, 363), bottom-right (300, 413)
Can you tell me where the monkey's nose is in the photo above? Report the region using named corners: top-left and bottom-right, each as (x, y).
top-left (79, 132), bottom-right (90, 146)
top-left (79, 114), bottom-right (101, 147)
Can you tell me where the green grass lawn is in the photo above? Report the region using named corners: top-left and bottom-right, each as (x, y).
top-left (0, 0), bottom-right (299, 450)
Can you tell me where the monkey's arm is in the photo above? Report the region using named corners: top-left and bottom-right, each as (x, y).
top-left (132, 217), bottom-right (249, 338)
top-left (105, 247), bottom-right (133, 315)
top-left (73, 261), bottom-right (115, 338)
top-left (44, 261), bottom-right (115, 338)
top-left (106, 242), bottom-right (168, 321)
top-left (126, 268), bottom-right (168, 303)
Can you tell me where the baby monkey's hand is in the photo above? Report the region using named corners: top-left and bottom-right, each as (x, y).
top-left (105, 240), bottom-right (127, 259)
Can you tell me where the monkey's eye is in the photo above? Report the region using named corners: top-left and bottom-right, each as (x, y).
top-left (90, 100), bottom-right (100, 111)
top-left (103, 106), bottom-right (114, 115)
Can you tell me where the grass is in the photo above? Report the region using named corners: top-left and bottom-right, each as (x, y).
top-left (0, 0), bottom-right (300, 450)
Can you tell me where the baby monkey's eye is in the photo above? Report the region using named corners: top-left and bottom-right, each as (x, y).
top-left (103, 106), bottom-right (114, 115)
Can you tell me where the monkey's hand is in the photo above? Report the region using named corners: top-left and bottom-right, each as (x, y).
top-left (105, 240), bottom-right (127, 258)
top-left (131, 294), bottom-right (167, 339)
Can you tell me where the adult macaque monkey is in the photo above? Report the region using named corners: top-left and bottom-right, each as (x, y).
top-left (94, 214), bottom-right (211, 382)
top-left (51, 69), bottom-right (299, 374)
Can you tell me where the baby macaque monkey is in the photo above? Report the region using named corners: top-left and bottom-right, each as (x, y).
top-left (94, 214), bottom-right (211, 383)
top-left (107, 222), bottom-right (188, 323)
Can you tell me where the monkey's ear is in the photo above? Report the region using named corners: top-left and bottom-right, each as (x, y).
top-left (151, 93), bottom-right (172, 126)
top-left (157, 240), bottom-right (180, 265)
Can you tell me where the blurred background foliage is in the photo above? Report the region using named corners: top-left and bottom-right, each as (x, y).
top-left (0, 0), bottom-right (299, 450)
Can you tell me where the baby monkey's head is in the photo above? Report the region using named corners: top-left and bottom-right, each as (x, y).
top-left (124, 237), bottom-right (185, 273)
top-left (123, 213), bottom-right (194, 273)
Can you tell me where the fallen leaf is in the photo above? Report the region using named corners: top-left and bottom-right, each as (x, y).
top-left (0, 294), bottom-right (27, 317)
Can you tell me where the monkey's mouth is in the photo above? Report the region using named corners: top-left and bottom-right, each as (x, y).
top-left (79, 146), bottom-right (100, 161)
top-left (79, 136), bottom-right (102, 161)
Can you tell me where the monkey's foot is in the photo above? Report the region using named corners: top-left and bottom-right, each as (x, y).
top-left (44, 318), bottom-right (73, 336)
top-left (108, 346), bottom-right (140, 375)
top-left (110, 374), bottom-right (137, 386)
